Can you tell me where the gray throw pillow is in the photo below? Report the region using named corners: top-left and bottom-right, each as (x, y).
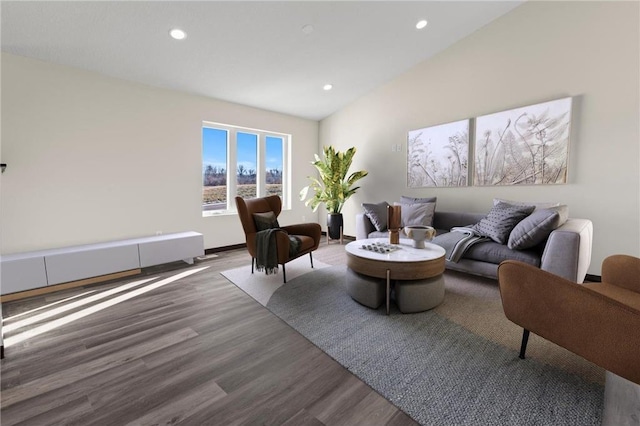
top-left (253, 211), bottom-right (280, 231)
top-left (400, 195), bottom-right (437, 204)
top-left (362, 201), bottom-right (390, 231)
top-left (508, 205), bottom-right (569, 250)
top-left (394, 202), bottom-right (436, 227)
top-left (472, 202), bottom-right (535, 244)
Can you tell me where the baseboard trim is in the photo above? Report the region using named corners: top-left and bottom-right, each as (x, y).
top-left (205, 234), bottom-right (356, 255)
top-left (205, 244), bottom-right (246, 254)
top-left (321, 231), bottom-right (356, 241)
top-left (0, 269), bottom-right (142, 302)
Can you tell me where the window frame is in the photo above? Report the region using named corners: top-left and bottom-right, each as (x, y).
top-left (202, 121), bottom-right (290, 216)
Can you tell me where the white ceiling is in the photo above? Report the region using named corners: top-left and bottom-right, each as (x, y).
top-left (1, 1), bottom-right (523, 121)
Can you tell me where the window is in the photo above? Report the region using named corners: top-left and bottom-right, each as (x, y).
top-left (202, 122), bottom-right (289, 215)
top-left (266, 136), bottom-right (284, 198)
top-left (236, 132), bottom-right (258, 200)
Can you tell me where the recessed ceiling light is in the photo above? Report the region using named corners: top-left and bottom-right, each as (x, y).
top-left (416, 20), bottom-right (428, 30)
top-left (302, 24), bottom-right (315, 35)
top-left (169, 28), bottom-right (187, 40)
top-left (323, 84), bottom-right (333, 91)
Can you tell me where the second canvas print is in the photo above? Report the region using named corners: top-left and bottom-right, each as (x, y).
top-left (407, 119), bottom-right (470, 188)
top-left (473, 97), bottom-right (572, 186)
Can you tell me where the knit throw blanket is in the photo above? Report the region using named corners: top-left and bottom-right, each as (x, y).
top-left (434, 227), bottom-right (491, 262)
top-left (255, 229), bottom-right (302, 275)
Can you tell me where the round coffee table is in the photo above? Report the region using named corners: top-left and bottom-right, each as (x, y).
top-left (345, 238), bottom-right (446, 314)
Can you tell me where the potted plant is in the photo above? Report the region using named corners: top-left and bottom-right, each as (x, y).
top-left (299, 146), bottom-right (368, 240)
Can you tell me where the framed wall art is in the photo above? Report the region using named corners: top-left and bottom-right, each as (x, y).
top-left (407, 119), bottom-right (470, 188)
top-left (473, 97), bottom-right (572, 186)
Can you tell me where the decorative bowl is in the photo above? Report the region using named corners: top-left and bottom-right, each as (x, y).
top-left (403, 225), bottom-right (436, 249)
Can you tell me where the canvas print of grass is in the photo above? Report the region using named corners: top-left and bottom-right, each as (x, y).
top-left (407, 119), bottom-right (469, 188)
top-left (474, 97), bottom-right (572, 186)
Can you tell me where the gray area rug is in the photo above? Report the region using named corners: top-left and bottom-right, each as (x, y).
top-left (264, 265), bottom-right (603, 426)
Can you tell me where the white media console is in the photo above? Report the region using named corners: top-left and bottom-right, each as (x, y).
top-left (0, 231), bottom-right (205, 296)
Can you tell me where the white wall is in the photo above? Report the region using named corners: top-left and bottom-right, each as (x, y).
top-left (1, 53), bottom-right (319, 253)
top-left (320, 1), bottom-right (640, 275)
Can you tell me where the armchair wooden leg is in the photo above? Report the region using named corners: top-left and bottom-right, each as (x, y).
top-left (310, 252), bottom-right (314, 268)
top-left (282, 264), bottom-right (287, 283)
top-left (519, 329), bottom-right (530, 359)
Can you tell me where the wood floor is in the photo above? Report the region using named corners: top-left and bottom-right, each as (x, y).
top-left (1, 239), bottom-right (418, 426)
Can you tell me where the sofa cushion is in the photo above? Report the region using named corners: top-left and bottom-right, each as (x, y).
top-left (253, 212), bottom-right (280, 231)
top-left (508, 205), bottom-right (569, 250)
top-left (472, 202), bottom-right (535, 244)
top-left (394, 202), bottom-right (436, 227)
top-left (362, 201), bottom-right (390, 232)
top-left (464, 241), bottom-right (541, 267)
top-left (433, 211), bottom-right (486, 232)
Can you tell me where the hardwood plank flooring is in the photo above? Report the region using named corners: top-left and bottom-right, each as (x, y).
top-left (1, 238), bottom-right (417, 425)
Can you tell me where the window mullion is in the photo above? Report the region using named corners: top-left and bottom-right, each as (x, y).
top-left (282, 135), bottom-right (290, 209)
top-left (257, 133), bottom-right (266, 197)
top-left (227, 128), bottom-right (238, 210)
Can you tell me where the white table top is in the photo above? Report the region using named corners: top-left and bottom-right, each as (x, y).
top-left (345, 238), bottom-right (445, 263)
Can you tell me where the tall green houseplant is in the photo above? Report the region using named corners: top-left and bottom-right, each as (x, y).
top-left (300, 146), bottom-right (368, 239)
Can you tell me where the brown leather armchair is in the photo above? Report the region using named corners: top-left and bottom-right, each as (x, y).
top-left (498, 255), bottom-right (640, 385)
top-left (235, 196), bottom-right (322, 283)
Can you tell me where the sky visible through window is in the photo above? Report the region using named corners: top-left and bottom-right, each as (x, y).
top-left (202, 127), bottom-right (283, 173)
top-left (266, 136), bottom-right (283, 171)
top-left (202, 128), bottom-right (227, 171)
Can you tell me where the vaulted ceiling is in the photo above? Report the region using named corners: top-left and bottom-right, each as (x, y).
top-left (1, 1), bottom-right (523, 120)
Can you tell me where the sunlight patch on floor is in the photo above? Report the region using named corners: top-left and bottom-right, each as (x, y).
top-left (4, 267), bottom-right (209, 347)
top-left (4, 278), bottom-right (159, 333)
top-left (3, 290), bottom-right (99, 321)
